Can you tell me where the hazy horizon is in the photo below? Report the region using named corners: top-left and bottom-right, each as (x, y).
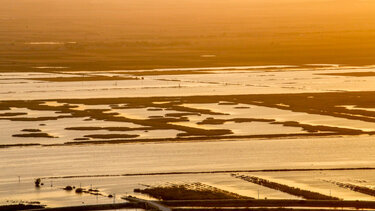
top-left (1, 0), bottom-right (375, 70)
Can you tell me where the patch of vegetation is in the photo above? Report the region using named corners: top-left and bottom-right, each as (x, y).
top-left (218, 102), bottom-right (238, 105)
top-left (233, 174), bottom-right (340, 200)
top-left (149, 115), bottom-right (164, 119)
top-left (3, 115), bottom-right (72, 121)
top-left (0, 203), bottom-right (45, 211)
top-left (65, 126), bottom-right (150, 131)
top-left (30, 75), bottom-right (139, 82)
top-left (21, 129), bottom-right (42, 132)
top-left (234, 106), bottom-right (250, 109)
top-left (319, 72), bottom-right (375, 77)
top-left (0, 144), bottom-right (41, 148)
top-left (0, 112), bottom-right (27, 117)
top-left (34, 178), bottom-right (42, 187)
top-left (75, 188), bottom-right (83, 193)
top-left (83, 134), bottom-right (139, 139)
top-left (63, 185), bottom-right (74, 191)
top-left (177, 129), bottom-right (232, 137)
top-left (326, 180), bottom-right (375, 197)
top-left (165, 112), bottom-right (200, 117)
top-left (63, 186), bottom-right (105, 196)
top-left (136, 183), bottom-right (252, 200)
top-left (198, 117), bottom-right (367, 135)
top-left (198, 117), bottom-right (273, 125)
top-left (12, 133), bottom-right (56, 138)
top-left (3, 91), bottom-right (375, 148)
top-left (73, 138), bottom-right (90, 141)
top-left (271, 121), bottom-right (367, 134)
top-left (147, 108), bottom-right (163, 111)
top-left (119, 70), bottom-right (210, 76)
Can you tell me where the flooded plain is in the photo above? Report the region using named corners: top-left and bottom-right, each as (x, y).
top-left (2, 64), bottom-right (375, 208)
top-left (1, 65), bottom-right (375, 100)
top-left (2, 0), bottom-right (375, 209)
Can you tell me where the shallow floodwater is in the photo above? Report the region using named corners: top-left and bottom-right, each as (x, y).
top-left (3, 136), bottom-right (375, 179)
top-left (2, 65), bottom-right (375, 207)
top-left (2, 65), bottom-right (375, 100)
top-left (1, 136), bottom-right (375, 206)
top-left (185, 103), bottom-right (375, 132)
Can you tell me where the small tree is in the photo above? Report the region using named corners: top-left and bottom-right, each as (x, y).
top-left (35, 178), bottom-right (41, 187)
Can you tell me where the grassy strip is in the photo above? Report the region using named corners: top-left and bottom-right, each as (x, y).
top-left (39, 167), bottom-right (375, 180)
top-left (29, 76), bottom-right (139, 82)
top-left (198, 117), bottom-right (273, 125)
top-left (0, 112), bottom-right (27, 117)
top-left (0, 143), bottom-right (41, 148)
top-left (0, 204), bottom-right (45, 211)
top-left (119, 70), bottom-right (210, 76)
top-left (161, 199), bottom-right (375, 209)
top-left (21, 129), bottom-right (42, 132)
top-left (83, 134), bottom-right (139, 139)
top-left (58, 132), bottom-right (335, 146)
top-left (135, 183), bottom-right (251, 200)
top-left (172, 209), bottom-right (358, 211)
top-left (65, 126), bottom-right (152, 131)
top-left (172, 208), bottom-right (367, 211)
top-left (319, 72), bottom-right (375, 77)
top-left (2, 115), bottom-right (73, 121)
top-left (19, 202), bottom-right (141, 211)
top-left (326, 180), bottom-right (375, 197)
top-left (271, 121), bottom-right (365, 134)
top-left (233, 174), bottom-right (339, 200)
top-left (12, 133), bottom-right (56, 138)
top-left (198, 117), bottom-right (365, 134)
top-left (165, 112), bottom-right (200, 117)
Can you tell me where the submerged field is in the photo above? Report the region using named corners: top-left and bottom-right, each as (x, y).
top-left (1, 64), bottom-right (375, 209)
top-left (2, 65), bottom-right (375, 147)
